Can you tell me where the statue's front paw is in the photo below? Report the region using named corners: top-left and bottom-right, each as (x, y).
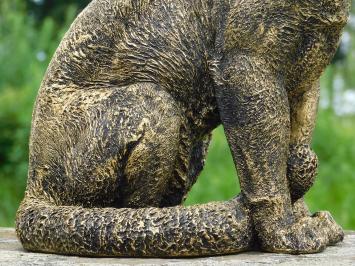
top-left (291, 199), bottom-right (344, 246)
top-left (256, 209), bottom-right (344, 254)
top-left (312, 211), bottom-right (344, 246)
top-left (287, 144), bottom-right (318, 201)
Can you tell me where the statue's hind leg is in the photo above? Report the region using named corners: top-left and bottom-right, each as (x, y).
top-left (18, 82), bottom-right (255, 256)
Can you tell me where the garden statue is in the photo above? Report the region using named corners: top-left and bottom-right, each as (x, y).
top-left (16, 0), bottom-right (350, 257)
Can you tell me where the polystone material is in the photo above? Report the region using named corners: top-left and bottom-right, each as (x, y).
top-left (1, 228), bottom-right (355, 265)
top-left (16, 0), bottom-right (350, 257)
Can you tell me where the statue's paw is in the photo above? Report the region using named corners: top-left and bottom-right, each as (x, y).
top-left (312, 211), bottom-right (344, 246)
top-left (258, 212), bottom-right (343, 254)
top-left (291, 200), bottom-right (344, 246)
top-left (287, 144), bottom-right (318, 201)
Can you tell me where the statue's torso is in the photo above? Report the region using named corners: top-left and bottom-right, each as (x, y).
top-left (37, 0), bottom-right (227, 140)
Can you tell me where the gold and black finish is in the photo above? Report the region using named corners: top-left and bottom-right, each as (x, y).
top-left (16, 0), bottom-right (349, 257)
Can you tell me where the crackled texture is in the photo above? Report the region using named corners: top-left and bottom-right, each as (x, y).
top-left (16, 0), bottom-right (349, 257)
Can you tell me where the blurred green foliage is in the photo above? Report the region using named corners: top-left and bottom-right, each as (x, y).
top-left (26, 0), bottom-right (90, 24)
top-left (0, 0), bottom-right (354, 229)
top-left (0, 0), bottom-right (80, 225)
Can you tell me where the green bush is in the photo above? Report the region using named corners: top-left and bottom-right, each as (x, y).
top-left (0, 0), bottom-right (78, 226)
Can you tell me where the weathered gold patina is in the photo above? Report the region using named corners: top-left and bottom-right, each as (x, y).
top-left (16, 0), bottom-right (350, 257)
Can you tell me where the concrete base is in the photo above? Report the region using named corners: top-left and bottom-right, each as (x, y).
top-left (1, 228), bottom-right (354, 265)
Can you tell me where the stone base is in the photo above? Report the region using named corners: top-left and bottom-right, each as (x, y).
top-left (1, 228), bottom-right (354, 265)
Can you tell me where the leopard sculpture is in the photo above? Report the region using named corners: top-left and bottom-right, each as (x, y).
top-left (16, 0), bottom-right (349, 257)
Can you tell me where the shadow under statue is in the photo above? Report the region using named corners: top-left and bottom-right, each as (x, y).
top-left (16, 0), bottom-right (350, 257)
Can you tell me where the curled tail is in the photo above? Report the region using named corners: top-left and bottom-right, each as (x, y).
top-left (16, 196), bottom-right (254, 257)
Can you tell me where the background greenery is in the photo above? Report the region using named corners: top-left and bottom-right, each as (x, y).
top-left (0, 0), bottom-right (354, 229)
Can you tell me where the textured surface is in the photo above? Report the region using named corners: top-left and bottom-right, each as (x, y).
top-left (16, 0), bottom-right (350, 257)
top-left (1, 228), bottom-right (355, 265)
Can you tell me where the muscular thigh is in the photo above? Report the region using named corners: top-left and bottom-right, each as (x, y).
top-left (117, 88), bottom-right (182, 207)
top-left (29, 83), bottom-right (182, 207)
